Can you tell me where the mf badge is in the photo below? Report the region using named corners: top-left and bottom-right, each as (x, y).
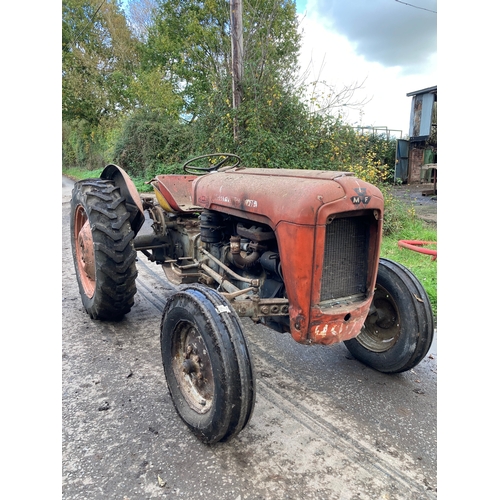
top-left (351, 187), bottom-right (371, 205)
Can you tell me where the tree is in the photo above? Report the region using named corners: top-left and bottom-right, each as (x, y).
top-left (298, 58), bottom-right (371, 117)
top-left (142, 1), bottom-right (300, 119)
top-left (62, 0), bottom-right (139, 125)
top-left (142, 0), bottom-right (233, 121)
top-left (62, 0), bottom-right (381, 173)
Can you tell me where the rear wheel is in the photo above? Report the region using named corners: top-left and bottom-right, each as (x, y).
top-left (160, 285), bottom-right (255, 444)
top-left (344, 258), bottom-right (434, 373)
top-left (70, 179), bottom-right (138, 320)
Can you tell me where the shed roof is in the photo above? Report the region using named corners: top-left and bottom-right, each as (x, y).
top-left (406, 85), bottom-right (437, 97)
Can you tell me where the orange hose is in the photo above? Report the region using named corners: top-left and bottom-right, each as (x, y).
top-left (398, 240), bottom-right (437, 261)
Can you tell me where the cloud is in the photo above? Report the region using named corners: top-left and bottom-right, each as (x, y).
top-left (297, 12), bottom-right (437, 133)
top-left (308, 0), bottom-right (437, 75)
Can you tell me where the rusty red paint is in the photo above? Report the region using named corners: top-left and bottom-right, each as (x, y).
top-left (192, 167), bottom-right (384, 346)
top-left (74, 206), bottom-right (96, 298)
top-left (154, 175), bottom-right (199, 212)
top-left (101, 164), bottom-right (144, 215)
top-left (193, 168), bottom-right (358, 226)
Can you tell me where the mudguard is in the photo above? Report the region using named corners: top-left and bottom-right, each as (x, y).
top-left (101, 164), bottom-right (145, 235)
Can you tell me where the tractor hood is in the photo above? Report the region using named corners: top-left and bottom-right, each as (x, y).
top-left (192, 167), bottom-right (384, 227)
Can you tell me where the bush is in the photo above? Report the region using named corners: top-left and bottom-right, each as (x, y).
top-left (63, 97), bottom-right (398, 190)
top-left (62, 118), bottom-right (119, 171)
top-left (113, 110), bottom-right (195, 176)
top-left (379, 185), bottom-right (416, 236)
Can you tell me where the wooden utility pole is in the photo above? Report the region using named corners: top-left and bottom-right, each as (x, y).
top-left (230, 0), bottom-right (243, 141)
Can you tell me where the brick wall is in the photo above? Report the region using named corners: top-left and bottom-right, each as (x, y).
top-left (409, 146), bottom-right (424, 184)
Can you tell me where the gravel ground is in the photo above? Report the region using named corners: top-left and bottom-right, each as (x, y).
top-left (389, 183), bottom-right (437, 224)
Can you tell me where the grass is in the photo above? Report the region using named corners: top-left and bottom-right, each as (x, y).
top-left (63, 167), bottom-right (105, 181)
top-left (63, 167), bottom-right (155, 193)
top-left (63, 166), bottom-right (437, 319)
top-left (380, 219), bottom-right (437, 320)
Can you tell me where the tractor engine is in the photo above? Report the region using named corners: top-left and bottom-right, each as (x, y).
top-left (199, 211), bottom-right (288, 332)
top-left (137, 204), bottom-right (289, 332)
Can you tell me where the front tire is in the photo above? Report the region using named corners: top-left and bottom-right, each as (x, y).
top-left (160, 285), bottom-right (255, 444)
top-left (70, 179), bottom-right (138, 320)
top-left (344, 258), bottom-right (434, 373)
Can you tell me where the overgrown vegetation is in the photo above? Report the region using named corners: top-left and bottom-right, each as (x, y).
top-left (62, 0), bottom-right (398, 176)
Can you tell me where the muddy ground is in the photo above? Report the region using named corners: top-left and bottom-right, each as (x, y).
top-left (390, 182), bottom-right (437, 225)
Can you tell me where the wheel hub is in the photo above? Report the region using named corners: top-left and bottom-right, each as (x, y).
top-left (357, 285), bottom-right (401, 352)
top-left (74, 206), bottom-right (96, 298)
top-left (173, 325), bottom-right (214, 413)
top-left (78, 220), bottom-right (96, 282)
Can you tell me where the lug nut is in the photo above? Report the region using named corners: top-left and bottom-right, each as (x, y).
top-left (182, 359), bottom-right (196, 374)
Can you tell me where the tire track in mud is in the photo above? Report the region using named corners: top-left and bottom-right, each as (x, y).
top-left (135, 277), bottom-right (168, 314)
top-left (133, 254), bottom-right (437, 499)
top-left (134, 256), bottom-right (176, 316)
top-left (254, 354), bottom-right (434, 498)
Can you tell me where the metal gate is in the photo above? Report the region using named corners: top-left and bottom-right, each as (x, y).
top-left (394, 139), bottom-right (409, 183)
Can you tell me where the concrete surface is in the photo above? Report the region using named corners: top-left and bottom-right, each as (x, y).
top-left (62, 177), bottom-right (437, 500)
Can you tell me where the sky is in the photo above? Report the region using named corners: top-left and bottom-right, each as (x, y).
top-left (295, 0), bottom-right (437, 136)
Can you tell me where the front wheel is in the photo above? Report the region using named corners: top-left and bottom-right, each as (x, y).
top-left (160, 285), bottom-right (255, 444)
top-left (344, 258), bottom-right (434, 373)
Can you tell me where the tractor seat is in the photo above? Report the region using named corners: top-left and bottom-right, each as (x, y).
top-left (151, 175), bottom-right (201, 213)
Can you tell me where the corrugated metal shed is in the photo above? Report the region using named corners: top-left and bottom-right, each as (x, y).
top-left (407, 86), bottom-right (437, 141)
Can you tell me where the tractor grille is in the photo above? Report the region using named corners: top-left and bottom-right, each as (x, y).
top-left (320, 216), bottom-right (370, 302)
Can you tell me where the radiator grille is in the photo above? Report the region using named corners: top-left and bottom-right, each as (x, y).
top-left (320, 216), bottom-right (370, 302)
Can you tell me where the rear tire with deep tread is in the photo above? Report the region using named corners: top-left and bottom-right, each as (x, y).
top-left (70, 179), bottom-right (138, 320)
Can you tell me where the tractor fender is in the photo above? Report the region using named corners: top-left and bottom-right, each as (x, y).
top-left (100, 164), bottom-right (145, 235)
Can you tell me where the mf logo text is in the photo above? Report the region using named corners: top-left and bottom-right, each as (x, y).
top-left (351, 188), bottom-right (371, 205)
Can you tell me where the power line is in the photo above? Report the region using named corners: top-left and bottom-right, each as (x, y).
top-left (71, 0), bottom-right (107, 46)
top-left (395, 0), bottom-right (437, 14)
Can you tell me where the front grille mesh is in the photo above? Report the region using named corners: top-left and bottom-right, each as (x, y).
top-left (320, 216), bottom-right (370, 302)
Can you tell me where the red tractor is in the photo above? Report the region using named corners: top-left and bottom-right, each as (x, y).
top-left (70, 154), bottom-right (434, 444)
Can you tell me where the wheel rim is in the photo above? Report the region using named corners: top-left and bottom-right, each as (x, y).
top-left (171, 321), bottom-right (214, 414)
top-left (74, 205), bottom-right (96, 298)
top-left (357, 284), bottom-right (401, 352)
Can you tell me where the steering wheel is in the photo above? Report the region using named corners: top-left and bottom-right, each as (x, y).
top-left (183, 153), bottom-right (241, 175)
